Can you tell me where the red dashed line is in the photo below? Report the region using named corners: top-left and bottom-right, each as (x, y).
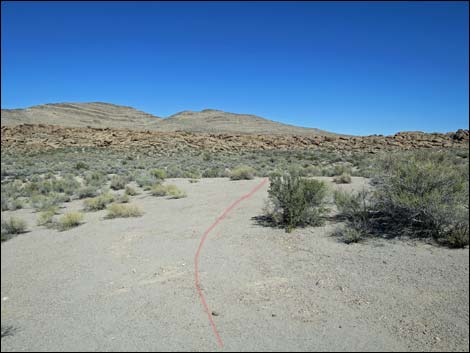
top-left (194, 178), bottom-right (268, 348)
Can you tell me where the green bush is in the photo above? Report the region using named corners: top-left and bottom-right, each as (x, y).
top-left (267, 171), bottom-right (328, 232)
top-left (74, 161), bottom-right (89, 170)
top-left (333, 189), bottom-right (372, 243)
top-left (77, 186), bottom-right (99, 199)
top-left (333, 225), bottom-right (364, 244)
top-left (124, 185), bottom-right (139, 196)
top-left (334, 189), bottom-right (371, 231)
top-left (332, 151), bottom-right (469, 247)
top-left (230, 166), bottom-right (255, 180)
top-left (37, 207), bottom-right (58, 226)
top-left (1, 217), bottom-right (28, 239)
top-left (116, 193), bottom-right (130, 203)
top-left (83, 192), bottom-right (115, 211)
top-left (333, 173), bottom-right (352, 184)
top-left (183, 170), bottom-right (201, 179)
top-left (136, 174), bottom-right (159, 190)
top-left (373, 151), bottom-right (469, 246)
top-left (150, 184), bottom-right (187, 198)
top-left (57, 212), bottom-right (84, 231)
top-left (30, 193), bottom-right (68, 212)
top-left (110, 175), bottom-right (128, 190)
top-left (150, 169), bottom-right (167, 180)
top-left (105, 203), bottom-right (143, 219)
top-left (202, 167), bottom-right (223, 178)
top-left (166, 185), bottom-right (187, 199)
top-left (84, 171), bottom-right (106, 187)
top-left (150, 184), bottom-right (168, 196)
top-left (1, 197), bottom-right (24, 211)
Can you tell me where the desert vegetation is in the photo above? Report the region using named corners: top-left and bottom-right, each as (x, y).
top-left (1, 217), bottom-right (28, 241)
top-left (264, 170), bottom-right (328, 232)
top-left (333, 151), bottom-right (469, 247)
top-left (1, 144), bottom-right (468, 248)
top-left (105, 203), bottom-right (143, 219)
top-left (57, 211), bottom-right (84, 231)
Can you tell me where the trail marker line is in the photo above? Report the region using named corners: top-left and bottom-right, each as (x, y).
top-left (194, 178), bottom-right (268, 349)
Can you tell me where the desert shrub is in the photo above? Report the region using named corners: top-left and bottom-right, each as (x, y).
top-left (116, 193), bottom-right (130, 203)
top-left (30, 193), bottom-right (67, 212)
top-left (150, 184), bottom-right (187, 198)
top-left (373, 151), bottom-right (469, 246)
top-left (230, 166), bottom-right (255, 180)
top-left (84, 171), bottom-right (106, 187)
top-left (1, 217), bottom-right (28, 237)
top-left (333, 173), bottom-right (352, 184)
top-left (150, 184), bottom-right (168, 196)
top-left (37, 207), bottom-right (58, 226)
top-left (124, 185), bottom-right (139, 196)
top-left (332, 164), bottom-right (352, 176)
top-left (183, 170), bottom-right (201, 179)
top-left (110, 175), bottom-right (128, 190)
top-left (150, 169), bottom-right (166, 181)
top-left (10, 198), bottom-right (25, 210)
top-left (0, 195), bottom-right (8, 211)
top-left (57, 212), bottom-right (84, 231)
top-left (333, 189), bottom-right (373, 243)
top-left (49, 176), bottom-right (80, 196)
top-left (334, 189), bottom-right (371, 229)
top-left (202, 167), bottom-right (223, 178)
top-left (83, 192), bottom-right (115, 211)
top-left (74, 161), bottom-right (89, 170)
top-left (105, 203), bottom-right (143, 219)
top-left (166, 185), bottom-right (187, 199)
top-left (333, 225), bottom-right (364, 244)
top-left (136, 174), bottom-right (159, 190)
top-left (303, 165), bottom-right (322, 177)
top-left (166, 165), bottom-right (183, 178)
top-left (77, 185), bottom-right (99, 199)
top-left (202, 151), bottom-right (212, 162)
top-left (267, 171), bottom-right (328, 232)
top-left (1, 197), bottom-right (25, 211)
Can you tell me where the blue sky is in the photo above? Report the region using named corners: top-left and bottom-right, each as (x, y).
top-left (1, 1), bottom-right (468, 135)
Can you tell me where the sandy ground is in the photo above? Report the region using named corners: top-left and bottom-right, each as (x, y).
top-left (1, 177), bottom-right (469, 352)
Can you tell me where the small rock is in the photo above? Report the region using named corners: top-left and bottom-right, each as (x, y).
top-left (272, 313), bottom-right (276, 317)
top-left (211, 311), bottom-right (219, 317)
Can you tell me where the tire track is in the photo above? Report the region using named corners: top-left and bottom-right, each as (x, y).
top-left (194, 178), bottom-right (268, 348)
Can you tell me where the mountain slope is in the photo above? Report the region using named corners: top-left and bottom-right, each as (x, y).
top-left (1, 103), bottom-right (335, 136)
top-left (1, 102), bottom-right (162, 130)
top-left (157, 109), bottom-right (334, 136)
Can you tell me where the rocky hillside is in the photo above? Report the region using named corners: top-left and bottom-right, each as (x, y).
top-left (1, 102), bottom-right (162, 130)
top-left (1, 124), bottom-right (468, 154)
top-left (1, 103), bottom-right (334, 136)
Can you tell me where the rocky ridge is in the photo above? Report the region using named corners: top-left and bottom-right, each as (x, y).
top-left (1, 124), bottom-right (468, 154)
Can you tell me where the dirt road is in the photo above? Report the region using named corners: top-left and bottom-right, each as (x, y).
top-left (1, 178), bottom-right (469, 351)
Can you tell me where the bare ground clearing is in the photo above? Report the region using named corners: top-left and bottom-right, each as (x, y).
top-left (1, 177), bottom-right (469, 351)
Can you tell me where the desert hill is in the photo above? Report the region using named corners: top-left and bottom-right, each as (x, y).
top-left (1, 102), bottom-right (162, 130)
top-left (158, 109), bottom-right (334, 136)
top-left (1, 103), bottom-right (335, 136)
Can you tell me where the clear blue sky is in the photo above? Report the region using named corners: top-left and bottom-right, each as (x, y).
top-left (1, 1), bottom-right (468, 135)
